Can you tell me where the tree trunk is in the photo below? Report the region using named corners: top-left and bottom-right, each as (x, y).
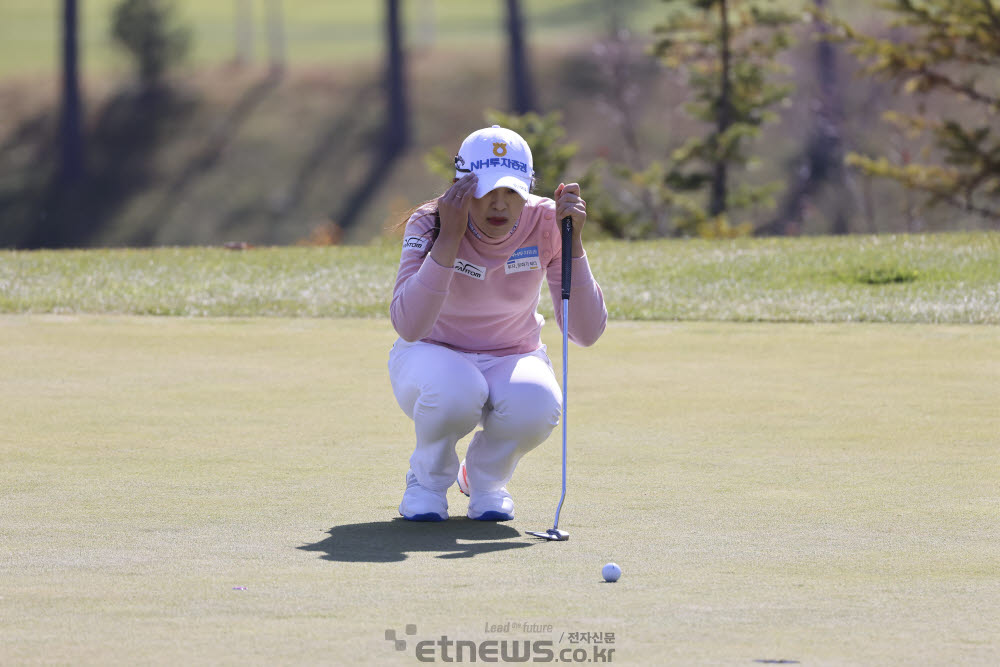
top-left (814, 0), bottom-right (850, 234)
top-left (416, 0), bottom-right (435, 50)
top-left (763, 0), bottom-right (855, 235)
top-left (506, 0), bottom-right (536, 114)
top-left (265, 0), bottom-right (286, 76)
top-left (710, 0), bottom-right (732, 217)
top-left (234, 0), bottom-right (254, 66)
top-left (60, 0), bottom-right (85, 185)
top-left (385, 0), bottom-right (408, 148)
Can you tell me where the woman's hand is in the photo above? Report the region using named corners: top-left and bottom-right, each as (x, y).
top-left (555, 182), bottom-right (587, 258)
top-left (438, 173), bottom-right (477, 241)
top-left (431, 173), bottom-right (477, 267)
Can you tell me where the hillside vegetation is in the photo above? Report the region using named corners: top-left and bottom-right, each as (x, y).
top-left (0, 1), bottom-right (993, 247)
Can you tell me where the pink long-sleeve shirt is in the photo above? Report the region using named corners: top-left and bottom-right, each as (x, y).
top-left (390, 195), bottom-right (607, 356)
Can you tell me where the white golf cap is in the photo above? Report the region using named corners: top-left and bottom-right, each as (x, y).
top-left (454, 125), bottom-right (534, 200)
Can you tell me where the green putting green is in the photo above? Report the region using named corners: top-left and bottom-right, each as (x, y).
top-left (2, 316), bottom-right (997, 664)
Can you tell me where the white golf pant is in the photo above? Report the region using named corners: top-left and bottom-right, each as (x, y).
top-left (388, 339), bottom-right (562, 494)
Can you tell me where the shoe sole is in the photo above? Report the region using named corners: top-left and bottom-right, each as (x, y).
top-left (469, 511), bottom-right (514, 522)
top-left (401, 512), bottom-right (447, 522)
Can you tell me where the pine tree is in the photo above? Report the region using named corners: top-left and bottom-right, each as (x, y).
top-left (833, 0), bottom-right (1000, 221)
top-left (653, 0), bottom-right (803, 235)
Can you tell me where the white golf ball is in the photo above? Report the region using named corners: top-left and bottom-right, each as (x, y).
top-left (602, 562), bottom-right (622, 582)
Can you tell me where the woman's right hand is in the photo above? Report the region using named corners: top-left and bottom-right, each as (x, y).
top-left (437, 173), bottom-right (477, 242)
top-left (430, 173), bottom-right (477, 268)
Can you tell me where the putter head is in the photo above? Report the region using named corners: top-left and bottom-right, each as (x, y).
top-left (527, 528), bottom-right (569, 541)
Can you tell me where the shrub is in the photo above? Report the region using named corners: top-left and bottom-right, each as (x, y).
top-left (111, 0), bottom-right (191, 90)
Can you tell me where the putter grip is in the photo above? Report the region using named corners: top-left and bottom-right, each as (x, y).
top-left (560, 216), bottom-right (573, 300)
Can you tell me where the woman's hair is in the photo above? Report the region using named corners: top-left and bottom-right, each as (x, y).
top-left (392, 198), bottom-right (441, 255)
top-left (392, 174), bottom-right (537, 255)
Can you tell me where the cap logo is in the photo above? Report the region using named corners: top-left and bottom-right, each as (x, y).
top-left (493, 142), bottom-right (507, 157)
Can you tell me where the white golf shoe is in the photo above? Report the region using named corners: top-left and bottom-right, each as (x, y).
top-left (398, 470), bottom-right (448, 522)
top-left (468, 487), bottom-right (515, 522)
top-left (456, 460), bottom-right (470, 497)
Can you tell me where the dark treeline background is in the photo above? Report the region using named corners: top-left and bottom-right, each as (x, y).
top-left (0, 0), bottom-right (997, 248)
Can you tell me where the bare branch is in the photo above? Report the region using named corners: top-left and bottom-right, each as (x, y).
top-left (917, 66), bottom-right (1000, 108)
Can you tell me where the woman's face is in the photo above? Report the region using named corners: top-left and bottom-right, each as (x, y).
top-left (468, 187), bottom-right (526, 239)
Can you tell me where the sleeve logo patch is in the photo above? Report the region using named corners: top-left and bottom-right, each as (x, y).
top-left (454, 259), bottom-right (487, 280)
top-left (402, 236), bottom-right (428, 251)
top-left (505, 245), bottom-right (541, 274)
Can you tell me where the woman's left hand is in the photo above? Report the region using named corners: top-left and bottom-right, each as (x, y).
top-left (555, 182), bottom-right (587, 257)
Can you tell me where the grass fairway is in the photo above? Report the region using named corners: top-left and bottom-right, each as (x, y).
top-left (2, 315), bottom-right (998, 665)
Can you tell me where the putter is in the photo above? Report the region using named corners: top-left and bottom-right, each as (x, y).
top-left (528, 215), bottom-right (574, 542)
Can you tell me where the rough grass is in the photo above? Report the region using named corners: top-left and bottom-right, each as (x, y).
top-left (2, 316), bottom-right (998, 665)
top-left (0, 0), bottom-right (887, 77)
top-left (0, 0), bottom-right (662, 77)
top-left (598, 233), bottom-right (1000, 323)
top-left (2, 233), bottom-right (998, 322)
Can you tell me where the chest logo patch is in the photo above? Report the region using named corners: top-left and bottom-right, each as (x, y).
top-left (454, 258), bottom-right (487, 280)
top-left (505, 245), bottom-right (541, 274)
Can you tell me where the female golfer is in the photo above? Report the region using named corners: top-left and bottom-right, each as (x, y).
top-left (388, 125), bottom-right (607, 521)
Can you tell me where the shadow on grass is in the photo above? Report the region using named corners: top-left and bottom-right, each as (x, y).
top-left (134, 72), bottom-right (283, 242)
top-left (299, 518), bottom-right (536, 563)
top-left (276, 82), bottom-right (381, 220)
top-left (1, 84), bottom-right (198, 248)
